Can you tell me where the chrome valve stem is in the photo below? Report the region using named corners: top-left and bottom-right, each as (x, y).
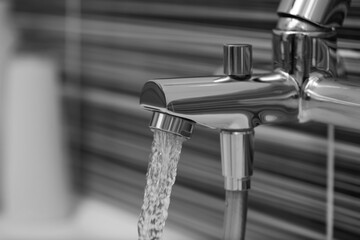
top-left (223, 44), bottom-right (252, 78)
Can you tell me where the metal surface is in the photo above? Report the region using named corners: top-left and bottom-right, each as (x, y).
top-left (140, 71), bottom-right (299, 130)
top-left (277, 0), bottom-right (351, 28)
top-left (220, 130), bottom-right (254, 191)
top-left (272, 29), bottom-right (338, 84)
top-left (138, 0), bottom-right (358, 239)
top-left (302, 71), bottom-right (360, 129)
top-left (149, 111), bottom-right (194, 139)
top-left (276, 17), bottom-right (324, 32)
top-left (223, 44), bottom-right (252, 78)
top-left (274, 0), bottom-right (360, 130)
top-left (223, 191), bottom-right (248, 240)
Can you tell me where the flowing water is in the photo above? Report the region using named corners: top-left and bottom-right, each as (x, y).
top-left (326, 124), bottom-right (335, 240)
top-left (138, 130), bottom-right (186, 240)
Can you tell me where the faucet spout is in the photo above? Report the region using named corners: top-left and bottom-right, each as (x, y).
top-left (140, 71), bottom-right (299, 130)
top-left (140, 44), bottom-right (299, 130)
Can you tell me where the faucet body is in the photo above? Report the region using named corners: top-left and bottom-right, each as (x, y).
top-left (139, 0), bottom-right (354, 239)
top-left (141, 72), bottom-right (299, 130)
top-left (140, 0), bottom-right (356, 192)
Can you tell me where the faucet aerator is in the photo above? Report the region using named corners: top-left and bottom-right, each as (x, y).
top-left (149, 112), bottom-right (195, 139)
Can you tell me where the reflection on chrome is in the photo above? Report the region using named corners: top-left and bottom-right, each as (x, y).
top-left (141, 72), bottom-right (299, 130)
top-left (277, 0), bottom-right (351, 28)
top-left (139, 0), bottom-right (356, 239)
top-left (302, 71), bottom-right (360, 129)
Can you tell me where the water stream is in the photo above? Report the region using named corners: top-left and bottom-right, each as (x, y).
top-left (326, 124), bottom-right (335, 240)
top-left (138, 130), bottom-right (186, 240)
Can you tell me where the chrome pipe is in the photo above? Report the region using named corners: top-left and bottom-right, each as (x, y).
top-left (302, 72), bottom-right (360, 129)
top-left (223, 191), bottom-right (248, 240)
top-left (220, 130), bottom-right (254, 191)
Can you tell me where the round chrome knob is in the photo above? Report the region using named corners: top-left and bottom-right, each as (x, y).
top-left (223, 44), bottom-right (252, 77)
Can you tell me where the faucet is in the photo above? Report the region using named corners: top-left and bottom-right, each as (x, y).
top-left (139, 0), bottom-right (355, 239)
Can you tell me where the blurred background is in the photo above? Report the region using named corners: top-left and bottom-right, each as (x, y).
top-left (0, 0), bottom-right (359, 239)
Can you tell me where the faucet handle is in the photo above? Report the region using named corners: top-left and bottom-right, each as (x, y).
top-left (223, 44), bottom-right (252, 77)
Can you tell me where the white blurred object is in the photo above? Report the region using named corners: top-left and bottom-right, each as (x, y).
top-left (0, 0), bottom-right (17, 206)
top-left (2, 55), bottom-right (73, 221)
top-left (0, 197), bottom-right (208, 240)
top-left (0, 1), bottom-right (16, 77)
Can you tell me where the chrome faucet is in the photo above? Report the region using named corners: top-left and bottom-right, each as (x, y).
top-left (141, 44), bottom-right (299, 190)
top-left (139, 0), bottom-right (355, 239)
